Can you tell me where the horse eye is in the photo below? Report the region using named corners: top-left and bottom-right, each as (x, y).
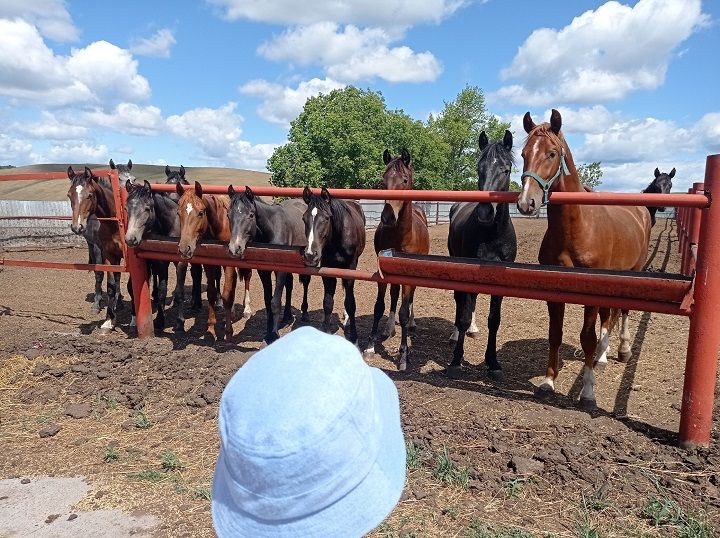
top-left (549, 151), bottom-right (556, 159)
top-left (403, 179), bottom-right (408, 183)
top-left (198, 211), bottom-right (204, 217)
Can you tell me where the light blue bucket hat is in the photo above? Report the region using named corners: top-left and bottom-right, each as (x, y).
top-left (212, 326), bottom-right (406, 537)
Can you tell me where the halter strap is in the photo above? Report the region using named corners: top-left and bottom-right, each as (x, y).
top-left (521, 149), bottom-right (570, 206)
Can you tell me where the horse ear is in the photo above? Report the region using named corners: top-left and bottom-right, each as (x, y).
top-left (194, 181), bottom-right (203, 197)
top-left (478, 131), bottom-right (489, 150)
top-left (109, 159), bottom-right (116, 169)
top-left (245, 185), bottom-right (254, 201)
top-left (165, 165), bottom-right (171, 177)
top-left (550, 109), bottom-right (562, 134)
top-left (523, 112), bottom-right (536, 134)
top-left (383, 149), bottom-right (392, 165)
top-left (401, 148), bottom-right (411, 166)
top-left (669, 168), bottom-right (676, 179)
top-left (321, 186), bottom-right (331, 202)
top-left (180, 165), bottom-right (186, 179)
top-left (503, 130), bottom-right (513, 150)
top-left (303, 186), bottom-right (312, 204)
top-left (143, 180), bottom-right (152, 192)
top-left (175, 182), bottom-right (184, 197)
top-left (654, 167), bottom-right (660, 178)
top-left (125, 179), bottom-right (132, 192)
top-left (84, 166), bottom-right (97, 182)
top-left (127, 159), bottom-right (132, 170)
top-left (67, 166), bottom-right (74, 180)
top-left (228, 184), bottom-right (235, 197)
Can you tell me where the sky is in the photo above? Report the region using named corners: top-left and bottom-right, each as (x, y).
top-left (0, 0), bottom-right (718, 191)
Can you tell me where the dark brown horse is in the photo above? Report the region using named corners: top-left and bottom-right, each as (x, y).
top-left (67, 166), bottom-right (124, 333)
top-left (176, 181), bottom-right (250, 340)
top-left (365, 149), bottom-right (430, 370)
top-left (517, 109), bottom-right (651, 408)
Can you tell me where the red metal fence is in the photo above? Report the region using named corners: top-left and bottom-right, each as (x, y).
top-left (1, 156), bottom-right (719, 448)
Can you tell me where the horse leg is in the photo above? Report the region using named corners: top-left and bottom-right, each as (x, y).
top-left (241, 269), bottom-right (252, 318)
top-left (214, 269), bottom-right (223, 309)
top-left (127, 275), bottom-right (136, 329)
top-left (270, 272), bottom-right (289, 340)
top-left (204, 265), bottom-right (219, 341)
top-left (114, 272), bottom-right (124, 309)
top-left (190, 263), bottom-right (203, 311)
top-left (618, 310), bottom-right (632, 362)
top-left (299, 274), bottom-right (310, 322)
top-left (342, 278), bottom-right (358, 344)
top-left (89, 242), bottom-right (103, 314)
top-left (578, 305), bottom-right (601, 408)
top-left (173, 262), bottom-right (187, 333)
top-left (397, 285), bottom-right (414, 371)
top-left (595, 308), bottom-right (612, 371)
top-left (364, 282), bottom-right (387, 354)
top-left (100, 262), bottom-right (119, 333)
top-left (485, 295), bottom-right (504, 379)
top-left (321, 277), bottom-right (337, 334)
top-left (154, 262), bottom-right (169, 334)
top-left (537, 301), bottom-right (565, 396)
top-left (281, 273), bottom-right (294, 327)
top-left (221, 266), bottom-right (237, 340)
top-left (467, 311), bottom-right (480, 338)
top-left (385, 284), bottom-right (400, 337)
top-left (448, 291), bottom-right (473, 377)
top-left (258, 270), bottom-right (274, 345)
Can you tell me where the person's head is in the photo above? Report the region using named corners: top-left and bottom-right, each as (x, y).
top-left (212, 326), bottom-right (406, 537)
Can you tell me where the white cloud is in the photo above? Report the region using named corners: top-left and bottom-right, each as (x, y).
top-left (10, 111), bottom-right (88, 139)
top-left (208, 0), bottom-right (467, 27)
top-left (240, 77), bottom-right (345, 127)
top-left (82, 103), bottom-right (165, 136)
top-left (42, 142), bottom-right (109, 163)
top-left (167, 102), bottom-right (277, 170)
top-left (0, 134), bottom-right (33, 162)
top-left (130, 28), bottom-right (176, 58)
top-left (0, 19), bottom-right (150, 106)
top-left (259, 22), bottom-right (441, 83)
top-left (0, 0), bottom-right (78, 41)
top-left (600, 160), bottom-right (706, 192)
top-left (494, 0), bottom-right (708, 106)
top-left (694, 113), bottom-right (720, 153)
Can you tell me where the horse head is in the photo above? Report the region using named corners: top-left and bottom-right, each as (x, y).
top-left (124, 180), bottom-right (155, 247)
top-left (176, 181), bottom-right (208, 259)
top-left (227, 185), bottom-right (258, 258)
top-left (109, 158), bottom-right (135, 184)
top-left (301, 186), bottom-right (333, 267)
top-left (165, 165), bottom-right (189, 202)
top-left (518, 109), bottom-right (570, 216)
top-left (644, 167), bottom-right (675, 212)
top-left (380, 148), bottom-right (413, 225)
top-left (476, 130), bottom-right (514, 223)
top-left (67, 165), bottom-right (100, 235)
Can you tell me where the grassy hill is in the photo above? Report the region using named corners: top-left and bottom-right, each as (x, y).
top-left (0, 163), bottom-right (271, 201)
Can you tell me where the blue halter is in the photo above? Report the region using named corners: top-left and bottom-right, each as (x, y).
top-left (521, 149), bottom-right (570, 206)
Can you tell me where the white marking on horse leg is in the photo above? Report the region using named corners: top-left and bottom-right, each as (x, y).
top-left (130, 315), bottom-right (136, 328)
top-left (408, 304), bottom-right (416, 329)
top-left (306, 207), bottom-right (317, 255)
top-left (343, 309), bottom-right (349, 326)
top-left (539, 376), bottom-right (555, 392)
top-left (449, 326), bottom-right (459, 343)
top-left (619, 312), bottom-right (631, 355)
top-left (385, 311), bottom-right (396, 337)
top-left (467, 311), bottom-right (479, 335)
top-left (579, 366), bottom-right (596, 402)
top-left (243, 288), bottom-right (252, 316)
top-left (100, 319), bottom-right (114, 330)
top-left (595, 327), bottom-right (609, 371)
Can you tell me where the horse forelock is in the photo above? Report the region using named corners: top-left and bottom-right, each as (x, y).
top-left (480, 141), bottom-right (514, 167)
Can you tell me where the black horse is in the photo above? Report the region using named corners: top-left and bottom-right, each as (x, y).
top-left (227, 185), bottom-right (310, 344)
top-left (301, 187), bottom-right (366, 344)
top-left (643, 167), bottom-right (675, 227)
top-left (447, 130), bottom-right (517, 379)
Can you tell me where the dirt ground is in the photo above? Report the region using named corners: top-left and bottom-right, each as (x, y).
top-left (0, 218), bottom-right (718, 537)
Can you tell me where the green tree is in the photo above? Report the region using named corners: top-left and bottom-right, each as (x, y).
top-left (268, 87), bottom-right (448, 189)
top-left (428, 86), bottom-right (511, 190)
top-left (509, 180), bottom-right (522, 192)
top-left (577, 161), bottom-right (603, 189)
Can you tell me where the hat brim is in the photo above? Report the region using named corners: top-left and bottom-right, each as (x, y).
top-left (211, 367), bottom-right (406, 538)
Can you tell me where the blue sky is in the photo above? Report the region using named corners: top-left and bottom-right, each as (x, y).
top-left (0, 0), bottom-right (718, 191)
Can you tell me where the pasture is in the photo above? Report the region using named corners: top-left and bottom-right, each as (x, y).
top-left (0, 218), bottom-right (717, 537)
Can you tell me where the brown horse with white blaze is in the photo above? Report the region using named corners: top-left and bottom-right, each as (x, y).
top-left (176, 181), bottom-right (251, 340)
top-left (365, 149), bottom-right (430, 370)
top-left (517, 109), bottom-right (651, 408)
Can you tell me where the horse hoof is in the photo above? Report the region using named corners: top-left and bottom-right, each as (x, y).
top-left (466, 330), bottom-right (480, 339)
top-left (280, 315), bottom-right (294, 328)
top-left (594, 359), bottom-right (608, 373)
top-left (617, 350), bottom-right (632, 363)
top-left (448, 335), bottom-right (458, 344)
top-left (173, 324), bottom-right (185, 334)
top-left (98, 327), bottom-right (113, 336)
top-left (242, 310), bottom-right (253, 319)
top-left (363, 344), bottom-right (376, 356)
top-left (300, 312), bottom-right (310, 322)
top-left (115, 300), bottom-right (124, 311)
top-left (446, 365), bottom-right (463, 379)
top-left (398, 359), bottom-right (407, 372)
top-left (579, 397), bottom-right (597, 411)
top-left (90, 305), bottom-right (101, 315)
top-left (534, 383), bottom-right (555, 399)
top-left (488, 369), bottom-right (504, 382)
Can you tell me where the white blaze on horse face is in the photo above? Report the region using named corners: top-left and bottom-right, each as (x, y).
top-left (75, 185), bottom-right (84, 199)
top-left (185, 202), bottom-right (193, 215)
top-left (306, 207), bottom-right (318, 255)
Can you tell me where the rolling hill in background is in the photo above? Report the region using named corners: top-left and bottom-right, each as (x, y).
top-left (0, 164), bottom-right (271, 201)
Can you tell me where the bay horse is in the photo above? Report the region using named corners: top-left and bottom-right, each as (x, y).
top-left (365, 149), bottom-right (430, 370)
top-left (67, 166), bottom-right (124, 332)
top-left (517, 109), bottom-right (651, 408)
top-left (643, 167), bottom-right (675, 226)
top-left (301, 187), bottom-right (366, 344)
top-left (227, 185), bottom-right (310, 344)
top-left (176, 181), bottom-right (246, 340)
top-left (447, 130), bottom-right (517, 379)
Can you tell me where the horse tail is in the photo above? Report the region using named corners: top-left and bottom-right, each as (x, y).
top-left (607, 308), bottom-right (621, 336)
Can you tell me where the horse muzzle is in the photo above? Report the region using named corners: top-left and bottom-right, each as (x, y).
top-left (178, 242), bottom-right (196, 260)
top-left (228, 241), bottom-right (246, 258)
top-left (303, 251), bottom-right (321, 267)
top-left (71, 221), bottom-right (85, 235)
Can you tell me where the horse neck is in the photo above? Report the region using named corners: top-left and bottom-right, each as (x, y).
top-left (93, 179), bottom-right (116, 218)
top-left (205, 196), bottom-right (230, 240)
top-left (153, 193), bottom-right (178, 235)
top-left (546, 138), bottom-right (585, 230)
top-left (254, 199), bottom-right (282, 242)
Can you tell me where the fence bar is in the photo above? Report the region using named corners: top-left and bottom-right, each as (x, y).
top-left (0, 216), bottom-right (118, 221)
top-left (679, 154), bottom-right (720, 448)
top-left (0, 259), bottom-right (126, 272)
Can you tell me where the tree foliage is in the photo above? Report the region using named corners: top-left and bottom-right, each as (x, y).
top-left (577, 161), bottom-right (603, 189)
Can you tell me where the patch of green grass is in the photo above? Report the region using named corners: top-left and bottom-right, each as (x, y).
top-left (161, 449), bottom-right (184, 472)
top-left (575, 519), bottom-right (600, 538)
top-left (504, 477), bottom-right (532, 499)
top-left (432, 446), bottom-right (469, 489)
top-left (129, 470), bottom-right (165, 483)
top-left (133, 411), bottom-right (151, 429)
top-left (641, 496), bottom-right (714, 538)
top-left (466, 519), bottom-right (533, 538)
top-left (103, 446), bottom-right (120, 463)
top-left (405, 441), bottom-right (426, 471)
top-left (193, 487), bottom-right (211, 501)
top-left (102, 394), bottom-right (118, 409)
top-left (442, 505), bottom-right (459, 520)
top-left (582, 483), bottom-right (610, 512)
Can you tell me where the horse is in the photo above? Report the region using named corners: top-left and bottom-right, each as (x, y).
top-left (447, 130), bottom-right (517, 379)
top-left (110, 158), bottom-right (135, 184)
top-left (643, 167), bottom-right (675, 226)
top-left (517, 109), bottom-right (651, 408)
top-left (301, 186), bottom-right (366, 344)
top-left (67, 166), bottom-right (125, 332)
top-left (176, 181), bottom-right (241, 340)
top-left (365, 149), bottom-right (430, 370)
top-left (227, 185), bottom-right (311, 344)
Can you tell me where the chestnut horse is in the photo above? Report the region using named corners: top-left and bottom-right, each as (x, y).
top-left (176, 181), bottom-right (250, 340)
top-left (365, 149), bottom-right (430, 370)
top-left (517, 109), bottom-right (651, 408)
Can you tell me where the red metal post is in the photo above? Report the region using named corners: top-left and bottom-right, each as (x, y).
top-left (685, 182), bottom-right (704, 276)
top-left (120, 188), bottom-right (154, 339)
top-left (679, 155), bottom-right (720, 448)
